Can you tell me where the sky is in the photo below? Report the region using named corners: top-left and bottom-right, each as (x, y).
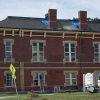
top-left (0, 0), bottom-right (100, 21)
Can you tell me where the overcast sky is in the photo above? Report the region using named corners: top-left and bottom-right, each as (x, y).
top-left (0, 0), bottom-right (100, 21)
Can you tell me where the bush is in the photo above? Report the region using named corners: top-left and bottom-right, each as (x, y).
top-left (32, 93), bottom-right (38, 98)
top-left (27, 92), bottom-right (38, 98)
top-left (42, 98), bottom-right (48, 100)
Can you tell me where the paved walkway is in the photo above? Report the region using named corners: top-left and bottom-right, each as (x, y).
top-left (0, 96), bottom-right (16, 99)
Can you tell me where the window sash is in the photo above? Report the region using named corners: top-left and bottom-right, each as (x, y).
top-left (72, 73), bottom-right (76, 85)
top-left (6, 73), bottom-right (13, 86)
top-left (94, 44), bottom-right (100, 62)
top-left (65, 73), bottom-right (70, 85)
top-left (33, 73), bottom-right (38, 86)
top-left (32, 42), bottom-right (44, 62)
top-left (65, 43), bottom-right (76, 62)
top-left (65, 73), bottom-right (76, 85)
top-left (5, 41), bottom-right (12, 62)
top-left (33, 72), bottom-right (45, 86)
top-left (40, 73), bottom-right (45, 86)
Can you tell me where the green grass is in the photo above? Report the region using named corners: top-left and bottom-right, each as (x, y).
top-left (0, 92), bottom-right (100, 100)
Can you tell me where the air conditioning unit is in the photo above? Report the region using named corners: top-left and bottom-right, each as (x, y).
top-left (54, 86), bottom-right (60, 93)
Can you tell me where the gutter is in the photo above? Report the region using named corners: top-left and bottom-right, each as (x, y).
top-left (80, 31), bottom-right (82, 86)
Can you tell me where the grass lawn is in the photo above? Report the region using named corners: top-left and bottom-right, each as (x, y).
top-left (0, 92), bottom-right (100, 100)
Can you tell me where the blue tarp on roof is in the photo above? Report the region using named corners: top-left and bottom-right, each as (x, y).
top-left (40, 19), bottom-right (48, 25)
top-left (71, 21), bottom-right (79, 28)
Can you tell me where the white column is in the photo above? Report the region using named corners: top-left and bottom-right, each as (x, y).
top-left (83, 74), bottom-right (86, 92)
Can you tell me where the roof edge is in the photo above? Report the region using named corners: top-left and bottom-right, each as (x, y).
top-left (0, 27), bottom-right (100, 33)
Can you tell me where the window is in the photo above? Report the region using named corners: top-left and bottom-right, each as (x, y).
top-left (94, 44), bottom-right (100, 62)
top-left (72, 73), bottom-right (76, 85)
top-left (32, 42), bottom-right (44, 62)
top-left (95, 73), bottom-right (100, 85)
top-left (65, 73), bottom-right (76, 85)
top-left (5, 41), bottom-right (12, 62)
top-left (64, 43), bottom-right (76, 62)
top-left (33, 72), bottom-right (45, 86)
top-left (6, 73), bottom-right (13, 86)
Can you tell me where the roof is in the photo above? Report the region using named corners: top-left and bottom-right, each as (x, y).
top-left (0, 16), bottom-right (100, 32)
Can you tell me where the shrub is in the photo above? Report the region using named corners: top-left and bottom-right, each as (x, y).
top-left (27, 92), bottom-right (38, 98)
top-left (32, 93), bottom-right (38, 98)
top-left (42, 98), bottom-right (48, 100)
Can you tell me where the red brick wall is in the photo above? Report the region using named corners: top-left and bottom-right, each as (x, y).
top-left (0, 31), bottom-right (100, 92)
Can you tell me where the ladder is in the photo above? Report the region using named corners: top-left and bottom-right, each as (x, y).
top-left (39, 74), bottom-right (44, 93)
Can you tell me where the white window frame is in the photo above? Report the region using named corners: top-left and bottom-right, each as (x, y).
top-left (6, 73), bottom-right (13, 87)
top-left (94, 44), bottom-right (100, 62)
top-left (33, 72), bottom-right (45, 86)
top-left (64, 71), bottom-right (78, 86)
top-left (64, 43), bottom-right (76, 62)
top-left (32, 42), bottom-right (44, 62)
top-left (65, 72), bottom-right (76, 85)
top-left (5, 41), bottom-right (12, 62)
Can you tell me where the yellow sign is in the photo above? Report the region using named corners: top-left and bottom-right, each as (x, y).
top-left (10, 64), bottom-right (16, 79)
top-left (10, 64), bottom-right (16, 75)
top-left (12, 74), bottom-right (16, 79)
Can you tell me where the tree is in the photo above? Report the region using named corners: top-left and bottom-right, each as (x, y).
top-left (73, 17), bottom-right (100, 21)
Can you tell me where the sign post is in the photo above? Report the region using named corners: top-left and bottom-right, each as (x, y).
top-left (10, 64), bottom-right (19, 100)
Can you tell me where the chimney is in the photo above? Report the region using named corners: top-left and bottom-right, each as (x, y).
top-left (78, 11), bottom-right (88, 29)
top-left (48, 9), bottom-right (58, 28)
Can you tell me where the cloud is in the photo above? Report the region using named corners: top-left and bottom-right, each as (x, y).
top-left (0, 0), bottom-right (100, 21)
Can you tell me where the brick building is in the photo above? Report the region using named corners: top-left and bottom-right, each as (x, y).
top-left (0, 9), bottom-right (100, 92)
